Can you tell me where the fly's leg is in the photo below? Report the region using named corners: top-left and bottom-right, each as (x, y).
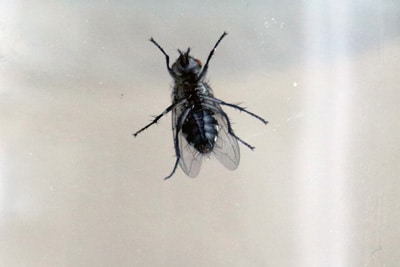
top-left (164, 107), bottom-right (190, 180)
top-left (133, 104), bottom-right (174, 137)
top-left (216, 108), bottom-right (256, 150)
top-left (203, 102), bottom-right (256, 150)
top-left (165, 158), bottom-right (180, 180)
top-left (164, 130), bottom-right (181, 180)
top-left (150, 37), bottom-right (174, 76)
top-left (202, 106), bottom-right (255, 150)
top-left (203, 96), bottom-right (268, 125)
top-left (165, 120), bottom-right (182, 179)
top-left (133, 100), bottom-right (186, 137)
top-left (198, 32), bottom-right (228, 80)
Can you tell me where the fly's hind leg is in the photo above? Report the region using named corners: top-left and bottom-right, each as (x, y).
top-left (164, 107), bottom-right (190, 180)
top-left (219, 109), bottom-right (256, 150)
top-left (164, 119), bottom-right (182, 180)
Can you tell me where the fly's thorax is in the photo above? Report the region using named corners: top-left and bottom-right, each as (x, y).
top-left (172, 81), bottom-right (214, 103)
top-left (195, 82), bottom-right (214, 96)
top-left (172, 82), bottom-right (194, 102)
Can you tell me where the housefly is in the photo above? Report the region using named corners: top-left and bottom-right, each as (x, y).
top-left (133, 32), bottom-right (268, 179)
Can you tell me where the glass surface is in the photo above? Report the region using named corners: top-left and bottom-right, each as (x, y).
top-left (1, 1), bottom-right (399, 266)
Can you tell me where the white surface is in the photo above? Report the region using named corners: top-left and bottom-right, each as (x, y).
top-left (1, 1), bottom-right (399, 266)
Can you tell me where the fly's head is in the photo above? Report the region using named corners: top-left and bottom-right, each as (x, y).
top-left (171, 48), bottom-right (202, 80)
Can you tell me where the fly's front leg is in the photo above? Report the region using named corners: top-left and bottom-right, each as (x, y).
top-left (150, 37), bottom-right (175, 77)
top-left (198, 32), bottom-right (228, 80)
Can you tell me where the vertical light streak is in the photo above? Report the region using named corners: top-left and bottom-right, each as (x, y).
top-left (296, 1), bottom-right (352, 266)
top-left (0, 147), bottom-right (3, 214)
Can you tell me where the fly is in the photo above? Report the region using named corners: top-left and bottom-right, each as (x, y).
top-left (133, 32), bottom-right (268, 179)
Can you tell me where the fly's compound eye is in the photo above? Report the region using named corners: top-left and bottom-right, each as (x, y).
top-left (172, 57), bottom-right (202, 76)
top-left (195, 59), bottom-right (202, 67)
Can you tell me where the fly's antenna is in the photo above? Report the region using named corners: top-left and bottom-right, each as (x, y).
top-left (198, 31), bottom-right (228, 80)
top-left (150, 37), bottom-right (173, 75)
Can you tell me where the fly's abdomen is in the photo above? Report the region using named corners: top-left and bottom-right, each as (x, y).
top-left (182, 109), bottom-right (218, 154)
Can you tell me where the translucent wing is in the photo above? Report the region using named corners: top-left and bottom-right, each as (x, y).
top-left (172, 105), bottom-right (203, 178)
top-left (212, 104), bottom-right (240, 170)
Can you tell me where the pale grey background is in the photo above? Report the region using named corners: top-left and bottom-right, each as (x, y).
top-left (1, 0), bottom-right (399, 266)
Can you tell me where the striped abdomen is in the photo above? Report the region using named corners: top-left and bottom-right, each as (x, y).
top-left (181, 108), bottom-right (218, 153)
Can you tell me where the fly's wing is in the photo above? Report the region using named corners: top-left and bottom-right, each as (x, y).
top-left (177, 134), bottom-right (203, 177)
top-left (172, 105), bottom-right (203, 178)
top-left (212, 105), bottom-right (240, 170)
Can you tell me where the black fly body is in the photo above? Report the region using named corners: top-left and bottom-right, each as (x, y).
top-left (133, 32), bottom-right (268, 179)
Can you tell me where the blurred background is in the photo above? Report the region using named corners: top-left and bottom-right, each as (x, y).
top-left (1, 0), bottom-right (399, 266)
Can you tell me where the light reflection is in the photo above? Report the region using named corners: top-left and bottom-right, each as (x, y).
top-left (0, 146), bottom-right (4, 214)
top-left (296, 1), bottom-right (352, 266)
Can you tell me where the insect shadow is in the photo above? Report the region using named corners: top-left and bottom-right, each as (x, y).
top-left (133, 32), bottom-right (268, 179)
